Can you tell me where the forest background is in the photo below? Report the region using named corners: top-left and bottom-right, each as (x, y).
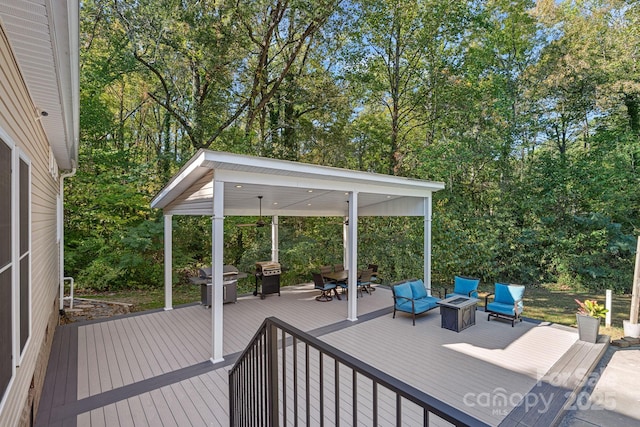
top-left (69, 0), bottom-right (639, 295)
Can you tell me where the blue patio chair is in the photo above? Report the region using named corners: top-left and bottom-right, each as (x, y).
top-left (485, 283), bottom-right (525, 326)
top-left (445, 275), bottom-right (480, 299)
top-left (312, 273), bottom-right (337, 302)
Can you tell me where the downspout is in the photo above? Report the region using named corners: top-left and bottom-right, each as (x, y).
top-left (59, 163), bottom-right (76, 311)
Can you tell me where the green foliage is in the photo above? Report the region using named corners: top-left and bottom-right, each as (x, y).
top-left (71, 0), bottom-right (639, 296)
top-left (575, 299), bottom-right (608, 319)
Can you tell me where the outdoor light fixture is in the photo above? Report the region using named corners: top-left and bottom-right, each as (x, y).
top-left (34, 109), bottom-right (48, 121)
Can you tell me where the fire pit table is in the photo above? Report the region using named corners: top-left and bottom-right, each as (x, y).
top-left (437, 296), bottom-right (478, 332)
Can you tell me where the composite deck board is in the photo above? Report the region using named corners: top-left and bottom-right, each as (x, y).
top-left (37, 284), bottom-right (605, 426)
top-left (138, 393), bottom-right (162, 426)
top-left (500, 335), bottom-right (608, 427)
top-left (112, 318), bottom-right (147, 385)
top-left (90, 407), bottom-right (105, 427)
top-left (107, 320), bottom-right (135, 387)
top-left (151, 308), bottom-right (206, 363)
top-left (125, 316), bottom-right (164, 380)
top-left (320, 313), bottom-right (577, 426)
top-left (37, 323), bottom-right (68, 425)
top-left (51, 326), bottom-right (74, 411)
top-left (126, 397), bottom-right (149, 426)
top-left (137, 313), bottom-right (183, 370)
top-left (150, 388), bottom-right (178, 426)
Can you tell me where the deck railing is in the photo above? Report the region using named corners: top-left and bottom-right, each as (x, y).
top-left (229, 316), bottom-right (487, 426)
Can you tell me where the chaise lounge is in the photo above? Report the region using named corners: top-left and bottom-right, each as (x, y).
top-left (391, 279), bottom-right (441, 325)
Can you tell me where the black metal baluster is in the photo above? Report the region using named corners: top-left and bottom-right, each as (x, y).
top-left (281, 329), bottom-right (287, 426)
top-left (352, 369), bottom-right (357, 425)
top-left (305, 344), bottom-right (310, 426)
top-left (334, 360), bottom-right (340, 427)
top-left (372, 381), bottom-right (378, 426)
top-left (293, 336), bottom-right (298, 427)
top-left (319, 352), bottom-right (324, 427)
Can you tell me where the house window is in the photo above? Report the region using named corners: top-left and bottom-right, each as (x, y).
top-left (19, 156), bottom-right (30, 355)
top-left (0, 132), bottom-right (31, 407)
top-left (0, 137), bottom-right (12, 403)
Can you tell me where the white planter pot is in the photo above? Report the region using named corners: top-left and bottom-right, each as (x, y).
top-left (623, 320), bottom-right (640, 338)
top-left (576, 314), bottom-right (600, 343)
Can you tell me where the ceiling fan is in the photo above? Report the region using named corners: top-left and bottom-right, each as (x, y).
top-left (238, 196), bottom-right (267, 227)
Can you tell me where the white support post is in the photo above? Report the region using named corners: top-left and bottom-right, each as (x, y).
top-left (211, 180), bottom-right (225, 363)
top-left (605, 289), bottom-right (612, 328)
top-left (343, 219), bottom-right (348, 268)
top-left (424, 197), bottom-right (433, 295)
top-left (271, 215), bottom-right (279, 263)
top-left (164, 214), bottom-right (173, 310)
top-left (347, 191), bottom-right (358, 321)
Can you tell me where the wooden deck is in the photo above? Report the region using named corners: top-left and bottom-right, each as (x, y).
top-left (36, 284), bottom-right (608, 426)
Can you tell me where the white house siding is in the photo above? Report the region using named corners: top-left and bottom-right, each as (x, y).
top-left (0, 24), bottom-right (61, 427)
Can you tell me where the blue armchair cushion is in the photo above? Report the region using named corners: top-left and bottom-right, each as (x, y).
top-left (409, 280), bottom-right (428, 299)
top-left (413, 296), bottom-right (439, 313)
top-left (495, 283), bottom-right (524, 306)
top-left (394, 283), bottom-right (412, 299)
top-left (488, 283), bottom-right (524, 316)
top-left (487, 301), bottom-right (522, 316)
top-left (451, 276), bottom-right (479, 298)
top-left (395, 296), bottom-right (439, 314)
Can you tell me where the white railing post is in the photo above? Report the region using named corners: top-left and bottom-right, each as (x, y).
top-left (605, 289), bottom-right (612, 328)
top-left (164, 214), bottom-right (173, 310)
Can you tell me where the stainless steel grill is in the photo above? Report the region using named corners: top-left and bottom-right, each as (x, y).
top-left (254, 261), bottom-right (281, 299)
top-left (255, 261), bottom-right (281, 276)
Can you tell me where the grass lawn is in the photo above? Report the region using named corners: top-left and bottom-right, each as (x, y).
top-left (77, 281), bottom-right (633, 340)
top-left (76, 278), bottom-right (257, 312)
top-left (514, 283), bottom-right (631, 340)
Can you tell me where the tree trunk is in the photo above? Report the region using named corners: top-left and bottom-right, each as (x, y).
top-left (630, 236), bottom-right (640, 324)
top-left (624, 93), bottom-right (640, 135)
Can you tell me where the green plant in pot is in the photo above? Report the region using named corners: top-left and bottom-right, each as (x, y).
top-left (575, 299), bottom-right (608, 343)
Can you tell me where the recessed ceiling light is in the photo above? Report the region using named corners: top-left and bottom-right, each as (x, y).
top-left (387, 195), bottom-right (392, 198)
top-left (307, 203), bottom-right (312, 206)
top-left (307, 190), bottom-right (313, 193)
top-left (273, 202), bottom-right (278, 205)
top-left (235, 185), bottom-right (242, 188)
